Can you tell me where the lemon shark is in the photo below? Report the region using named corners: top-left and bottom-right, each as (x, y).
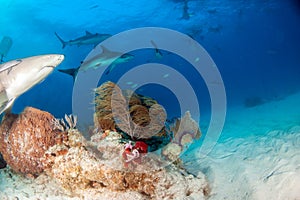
top-left (0, 54), bottom-right (64, 115)
top-left (55, 31), bottom-right (112, 49)
top-left (58, 45), bottom-right (134, 81)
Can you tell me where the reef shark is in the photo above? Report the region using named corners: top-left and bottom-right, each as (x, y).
top-left (58, 45), bottom-right (134, 81)
top-left (150, 40), bottom-right (163, 59)
top-left (55, 31), bottom-right (112, 49)
top-left (0, 54), bottom-right (64, 115)
top-left (180, 0), bottom-right (192, 20)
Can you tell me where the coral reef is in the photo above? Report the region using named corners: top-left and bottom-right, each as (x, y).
top-left (94, 81), bottom-right (167, 139)
top-left (122, 141), bottom-right (148, 168)
top-left (0, 107), bottom-right (64, 175)
top-left (162, 111), bottom-right (201, 161)
top-left (0, 82), bottom-right (207, 199)
top-left (45, 129), bottom-right (210, 199)
top-left (52, 114), bottom-right (77, 132)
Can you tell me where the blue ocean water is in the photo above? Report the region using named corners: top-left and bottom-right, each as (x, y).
top-left (1, 1), bottom-right (300, 199)
top-left (1, 0), bottom-right (300, 139)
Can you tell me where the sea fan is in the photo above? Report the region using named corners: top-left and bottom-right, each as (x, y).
top-left (52, 114), bottom-right (77, 132)
top-left (170, 111), bottom-right (201, 146)
top-left (111, 85), bottom-right (166, 139)
top-left (162, 111), bottom-right (201, 161)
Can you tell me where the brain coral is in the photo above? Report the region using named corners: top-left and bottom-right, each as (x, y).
top-left (0, 107), bottom-right (62, 175)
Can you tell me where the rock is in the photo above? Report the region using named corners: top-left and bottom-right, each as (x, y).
top-left (0, 107), bottom-right (64, 175)
top-left (46, 129), bottom-right (210, 199)
top-left (162, 142), bottom-right (182, 161)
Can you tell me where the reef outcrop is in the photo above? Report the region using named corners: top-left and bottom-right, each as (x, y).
top-left (0, 81), bottom-right (207, 199)
top-left (94, 81), bottom-right (167, 139)
top-left (45, 129), bottom-right (210, 199)
top-left (0, 107), bottom-right (63, 175)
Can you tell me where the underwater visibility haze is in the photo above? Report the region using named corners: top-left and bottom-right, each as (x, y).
top-left (0, 0), bottom-right (300, 199)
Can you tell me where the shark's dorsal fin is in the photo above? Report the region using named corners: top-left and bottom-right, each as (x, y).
top-left (100, 45), bottom-right (111, 55)
top-left (85, 31), bottom-right (92, 36)
top-left (0, 60), bottom-right (21, 73)
top-left (105, 64), bottom-right (116, 75)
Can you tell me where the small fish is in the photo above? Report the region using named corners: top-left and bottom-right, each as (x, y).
top-left (55, 31), bottom-right (111, 49)
top-left (89, 5), bottom-right (99, 9)
top-left (126, 81), bottom-right (133, 85)
top-left (131, 84), bottom-right (138, 89)
top-left (163, 73), bottom-right (169, 78)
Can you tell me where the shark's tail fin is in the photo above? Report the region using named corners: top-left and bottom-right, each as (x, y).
top-left (58, 67), bottom-right (80, 82)
top-left (55, 32), bottom-right (67, 49)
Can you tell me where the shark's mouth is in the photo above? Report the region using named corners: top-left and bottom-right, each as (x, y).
top-left (40, 66), bottom-right (55, 71)
top-left (45, 65), bottom-right (55, 69)
top-left (37, 66), bottom-right (55, 74)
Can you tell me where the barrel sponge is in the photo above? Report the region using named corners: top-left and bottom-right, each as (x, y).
top-left (0, 107), bottom-right (61, 175)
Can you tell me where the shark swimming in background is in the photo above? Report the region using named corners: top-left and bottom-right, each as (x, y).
top-left (55, 31), bottom-right (112, 49)
top-left (0, 36), bottom-right (13, 63)
top-left (58, 45), bottom-right (134, 81)
top-left (0, 54), bottom-right (64, 115)
top-left (180, 0), bottom-right (191, 20)
top-left (150, 40), bottom-right (163, 59)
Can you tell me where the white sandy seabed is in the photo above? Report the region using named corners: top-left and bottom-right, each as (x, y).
top-left (0, 92), bottom-right (300, 200)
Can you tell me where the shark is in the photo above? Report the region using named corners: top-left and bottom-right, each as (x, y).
top-left (0, 36), bottom-right (13, 63)
top-left (150, 40), bottom-right (163, 59)
top-left (180, 0), bottom-right (192, 20)
top-left (58, 45), bottom-right (134, 81)
top-left (0, 54), bottom-right (64, 115)
top-left (55, 31), bottom-right (112, 49)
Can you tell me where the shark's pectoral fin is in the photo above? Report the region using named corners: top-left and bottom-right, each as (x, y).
top-left (100, 45), bottom-right (112, 55)
top-left (0, 98), bottom-right (15, 115)
top-left (58, 67), bottom-right (80, 82)
top-left (0, 60), bottom-right (21, 73)
top-left (105, 64), bottom-right (116, 75)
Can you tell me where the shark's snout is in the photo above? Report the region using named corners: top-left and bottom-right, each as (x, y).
top-left (50, 54), bottom-right (65, 67)
top-left (39, 54), bottom-right (65, 72)
top-left (57, 54), bottom-right (64, 62)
